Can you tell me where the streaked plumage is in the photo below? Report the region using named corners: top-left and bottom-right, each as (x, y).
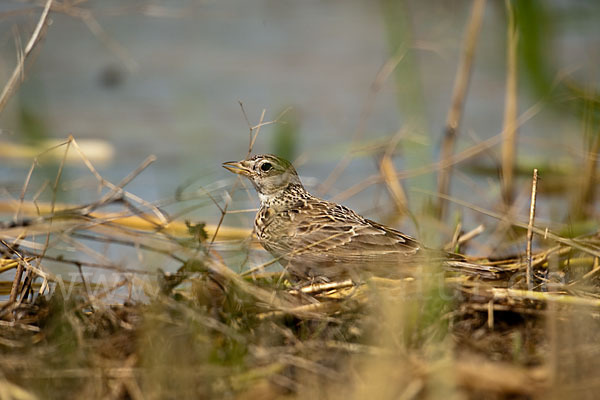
top-left (223, 154), bottom-right (496, 281)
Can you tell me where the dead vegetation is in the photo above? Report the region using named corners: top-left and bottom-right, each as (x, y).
top-left (0, 128), bottom-right (598, 399)
top-left (1, 1), bottom-right (600, 399)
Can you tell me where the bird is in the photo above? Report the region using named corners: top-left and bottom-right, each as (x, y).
top-left (223, 154), bottom-right (500, 282)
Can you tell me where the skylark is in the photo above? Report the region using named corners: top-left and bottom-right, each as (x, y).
top-left (224, 154), bottom-right (496, 282)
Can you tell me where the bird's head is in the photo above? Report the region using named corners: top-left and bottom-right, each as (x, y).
top-left (223, 154), bottom-right (303, 200)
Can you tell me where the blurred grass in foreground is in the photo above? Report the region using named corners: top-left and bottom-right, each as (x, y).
top-left (0, 137), bottom-right (599, 398)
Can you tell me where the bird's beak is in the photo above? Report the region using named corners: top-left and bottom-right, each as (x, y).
top-left (222, 159), bottom-right (252, 176)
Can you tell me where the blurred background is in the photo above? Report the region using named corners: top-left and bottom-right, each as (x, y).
top-left (0, 0), bottom-right (599, 254)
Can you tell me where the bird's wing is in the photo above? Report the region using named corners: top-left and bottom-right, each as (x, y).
top-left (263, 199), bottom-right (421, 260)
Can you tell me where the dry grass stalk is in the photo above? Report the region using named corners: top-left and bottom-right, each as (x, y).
top-left (491, 288), bottom-right (600, 308)
top-left (526, 169), bottom-right (539, 289)
top-left (456, 224), bottom-right (485, 247)
top-left (437, 0), bottom-right (486, 220)
top-left (332, 100), bottom-right (544, 204)
top-left (575, 120), bottom-right (600, 219)
top-left (430, 190), bottom-right (600, 259)
top-left (50, 2), bottom-right (138, 71)
top-left (501, 0), bottom-right (519, 205)
top-left (1, 200), bottom-right (252, 241)
top-left (0, 0), bottom-right (53, 114)
top-left (318, 51), bottom-right (406, 195)
top-left (239, 103), bottom-right (291, 158)
top-left (5, 241), bottom-right (26, 304)
top-left (379, 154), bottom-right (409, 215)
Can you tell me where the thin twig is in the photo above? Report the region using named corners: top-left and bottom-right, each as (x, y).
top-left (35, 138), bottom-right (72, 271)
top-left (15, 139), bottom-right (72, 223)
top-left (331, 100), bottom-right (545, 204)
top-left (51, 2), bottom-right (138, 71)
top-left (526, 169), bottom-right (539, 290)
top-left (8, 258), bottom-right (24, 304)
top-left (447, 222), bottom-right (462, 251)
top-left (71, 231), bottom-right (185, 263)
top-left (3, 240), bottom-right (39, 305)
top-left (239, 103), bottom-right (291, 157)
top-left (20, 137), bottom-right (72, 304)
top-left (0, 0), bottom-right (53, 114)
top-left (576, 256), bottom-right (600, 283)
top-left (332, 133), bottom-right (505, 204)
top-left (209, 191), bottom-right (231, 246)
top-left (239, 101), bottom-right (252, 140)
top-left (457, 224), bottom-right (485, 246)
top-left (419, 188), bottom-right (600, 259)
top-left (28, 251), bottom-right (153, 275)
top-left (318, 51), bottom-right (406, 195)
top-left (15, 161), bottom-right (37, 223)
top-left (82, 154), bottom-right (157, 215)
top-left (248, 109), bottom-right (266, 157)
top-left (77, 264), bottom-right (94, 309)
top-left (69, 136), bottom-right (168, 225)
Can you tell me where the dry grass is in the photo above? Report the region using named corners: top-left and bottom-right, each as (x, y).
top-left (1, 2), bottom-right (600, 399)
top-left (0, 136), bottom-right (599, 399)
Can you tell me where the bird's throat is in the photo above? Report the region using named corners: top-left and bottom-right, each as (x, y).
top-left (258, 184), bottom-right (303, 210)
top-left (257, 192), bottom-right (273, 204)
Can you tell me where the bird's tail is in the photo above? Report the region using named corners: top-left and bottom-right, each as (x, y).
top-left (443, 258), bottom-right (508, 280)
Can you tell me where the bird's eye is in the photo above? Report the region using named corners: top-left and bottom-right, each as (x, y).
top-left (260, 162), bottom-right (272, 172)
